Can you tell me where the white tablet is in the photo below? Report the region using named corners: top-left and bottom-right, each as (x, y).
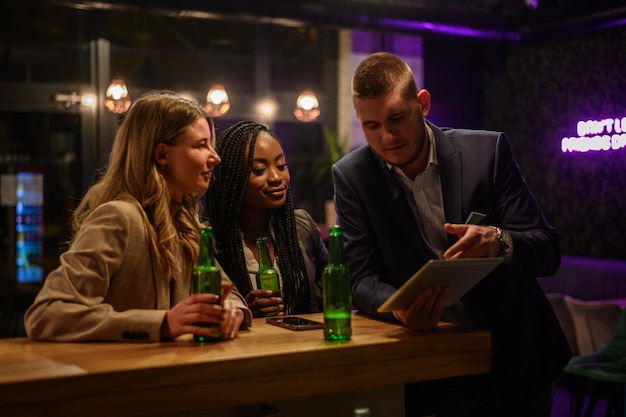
top-left (377, 258), bottom-right (503, 313)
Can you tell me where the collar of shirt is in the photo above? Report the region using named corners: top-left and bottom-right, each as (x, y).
top-left (387, 123), bottom-right (448, 258)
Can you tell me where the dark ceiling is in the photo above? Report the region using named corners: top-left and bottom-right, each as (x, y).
top-left (49, 0), bottom-right (626, 40)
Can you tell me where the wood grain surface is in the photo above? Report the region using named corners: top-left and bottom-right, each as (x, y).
top-left (0, 312), bottom-right (491, 417)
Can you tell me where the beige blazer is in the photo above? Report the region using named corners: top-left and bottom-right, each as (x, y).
top-left (25, 199), bottom-right (251, 342)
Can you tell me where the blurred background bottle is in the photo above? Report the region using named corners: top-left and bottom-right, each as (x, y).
top-left (256, 236), bottom-right (281, 317)
top-left (323, 224), bottom-right (352, 341)
top-left (192, 226), bottom-right (222, 343)
top-left (354, 407), bottom-right (371, 417)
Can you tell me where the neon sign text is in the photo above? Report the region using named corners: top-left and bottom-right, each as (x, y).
top-left (561, 117), bottom-right (626, 153)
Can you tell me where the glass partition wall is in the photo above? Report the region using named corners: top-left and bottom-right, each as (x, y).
top-left (0, 3), bottom-right (337, 336)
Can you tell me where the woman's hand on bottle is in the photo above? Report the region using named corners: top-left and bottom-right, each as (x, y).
top-left (161, 292), bottom-right (223, 340)
top-left (245, 289), bottom-right (284, 318)
top-left (219, 284), bottom-right (244, 340)
top-left (161, 284), bottom-right (244, 340)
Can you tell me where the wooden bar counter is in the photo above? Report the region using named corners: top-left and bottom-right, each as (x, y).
top-left (0, 312), bottom-right (490, 417)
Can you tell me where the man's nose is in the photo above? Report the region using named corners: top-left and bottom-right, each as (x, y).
top-left (381, 124), bottom-right (395, 141)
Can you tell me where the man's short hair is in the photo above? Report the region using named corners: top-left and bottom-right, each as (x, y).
top-left (351, 52), bottom-right (418, 103)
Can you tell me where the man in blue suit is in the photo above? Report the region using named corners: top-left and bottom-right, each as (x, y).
top-left (332, 51), bottom-right (571, 416)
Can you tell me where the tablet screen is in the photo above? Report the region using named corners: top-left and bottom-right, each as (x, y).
top-left (377, 258), bottom-right (502, 313)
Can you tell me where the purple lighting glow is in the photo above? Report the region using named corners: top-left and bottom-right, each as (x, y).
top-left (561, 117), bottom-right (626, 153)
top-left (374, 18), bottom-right (520, 41)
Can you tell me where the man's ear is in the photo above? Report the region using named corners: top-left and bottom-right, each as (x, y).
top-left (417, 89), bottom-right (431, 117)
top-left (154, 143), bottom-right (168, 166)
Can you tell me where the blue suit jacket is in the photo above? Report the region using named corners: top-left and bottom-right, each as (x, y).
top-left (332, 121), bottom-right (571, 389)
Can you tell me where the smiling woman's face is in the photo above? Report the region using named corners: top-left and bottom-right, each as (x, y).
top-left (242, 131), bottom-right (290, 211)
top-left (155, 117), bottom-right (220, 203)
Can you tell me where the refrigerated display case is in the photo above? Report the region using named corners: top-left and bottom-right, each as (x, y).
top-left (1, 111), bottom-right (82, 288)
top-left (15, 172), bottom-right (45, 283)
top-left (1, 172), bottom-right (45, 284)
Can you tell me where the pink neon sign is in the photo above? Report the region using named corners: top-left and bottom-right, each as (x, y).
top-left (561, 117), bottom-right (626, 153)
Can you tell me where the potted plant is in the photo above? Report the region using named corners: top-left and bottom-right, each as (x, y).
top-left (313, 129), bottom-right (349, 226)
top-left (313, 129), bottom-right (348, 185)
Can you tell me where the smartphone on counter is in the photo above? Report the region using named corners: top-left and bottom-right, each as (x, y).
top-left (266, 316), bottom-right (324, 331)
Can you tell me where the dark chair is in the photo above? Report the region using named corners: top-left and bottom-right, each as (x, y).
top-left (565, 306), bottom-right (626, 417)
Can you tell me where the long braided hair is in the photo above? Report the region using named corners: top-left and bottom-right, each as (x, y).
top-left (206, 120), bottom-right (312, 314)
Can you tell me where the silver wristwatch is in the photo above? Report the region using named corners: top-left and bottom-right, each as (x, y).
top-left (491, 226), bottom-right (512, 255)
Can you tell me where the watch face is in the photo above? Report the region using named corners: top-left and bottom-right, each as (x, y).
top-left (501, 229), bottom-right (512, 253)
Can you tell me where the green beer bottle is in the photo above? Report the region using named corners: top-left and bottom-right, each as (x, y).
top-left (256, 237), bottom-right (281, 317)
top-left (192, 226), bottom-right (222, 343)
top-left (323, 225), bottom-right (352, 341)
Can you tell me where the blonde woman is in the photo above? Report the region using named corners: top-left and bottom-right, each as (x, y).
top-left (25, 91), bottom-right (251, 342)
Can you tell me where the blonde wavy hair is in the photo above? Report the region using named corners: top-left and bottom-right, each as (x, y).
top-left (71, 90), bottom-right (214, 279)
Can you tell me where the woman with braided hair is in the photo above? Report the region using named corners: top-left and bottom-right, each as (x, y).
top-left (206, 120), bottom-right (328, 317)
